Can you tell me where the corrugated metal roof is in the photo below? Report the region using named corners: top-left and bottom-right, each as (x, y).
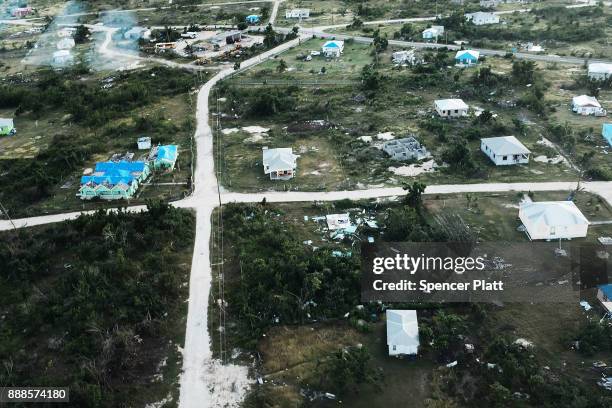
top-left (386, 310), bottom-right (419, 353)
top-left (481, 136), bottom-right (530, 155)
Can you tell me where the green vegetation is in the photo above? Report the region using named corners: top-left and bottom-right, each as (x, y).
top-left (217, 191), bottom-right (612, 406)
top-left (218, 203), bottom-right (361, 349)
top-left (437, 6), bottom-right (607, 47)
top-left (0, 203), bottom-right (195, 407)
top-left (0, 66), bottom-right (204, 217)
top-left (217, 42), bottom-right (583, 192)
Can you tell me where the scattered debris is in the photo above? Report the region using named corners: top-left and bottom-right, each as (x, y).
top-left (514, 338), bottom-right (534, 349)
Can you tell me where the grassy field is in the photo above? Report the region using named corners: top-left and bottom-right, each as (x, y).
top-left (133, 2), bottom-right (271, 26)
top-left (257, 321), bottom-right (436, 407)
top-left (214, 41), bottom-right (595, 192)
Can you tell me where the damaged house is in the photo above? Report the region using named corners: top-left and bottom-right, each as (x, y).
top-left (383, 137), bottom-right (430, 161)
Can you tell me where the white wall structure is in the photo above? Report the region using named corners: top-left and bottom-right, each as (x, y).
top-left (519, 201), bottom-right (589, 241)
top-left (588, 63), bottom-right (612, 81)
top-left (387, 310), bottom-right (420, 357)
top-left (285, 9), bottom-right (310, 19)
top-left (465, 11), bottom-right (500, 25)
top-left (481, 136), bottom-right (530, 166)
top-left (434, 99), bottom-right (469, 117)
top-left (572, 95), bottom-right (606, 116)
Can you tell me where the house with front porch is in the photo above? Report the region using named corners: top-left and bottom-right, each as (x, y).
top-left (262, 147), bottom-right (298, 180)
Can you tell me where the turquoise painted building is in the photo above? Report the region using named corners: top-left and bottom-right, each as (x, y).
top-left (78, 161), bottom-right (150, 200)
top-left (455, 49), bottom-right (480, 65)
top-left (246, 15), bottom-right (260, 24)
top-left (0, 118), bottom-right (15, 136)
top-left (153, 145), bottom-right (179, 170)
top-left (603, 123), bottom-right (612, 147)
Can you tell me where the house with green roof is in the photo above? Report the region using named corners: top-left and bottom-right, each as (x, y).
top-left (0, 118), bottom-right (16, 136)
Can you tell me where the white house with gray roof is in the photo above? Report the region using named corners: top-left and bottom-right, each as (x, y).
top-left (387, 310), bottom-right (419, 356)
top-left (465, 11), bottom-right (500, 25)
top-left (481, 136), bottom-right (530, 165)
top-left (434, 99), bottom-right (469, 117)
top-left (262, 147), bottom-right (298, 180)
top-left (519, 201), bottom-right (589, 240)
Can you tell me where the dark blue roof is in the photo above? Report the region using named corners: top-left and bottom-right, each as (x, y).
top-left (599, 284), bottom-right (612, 299)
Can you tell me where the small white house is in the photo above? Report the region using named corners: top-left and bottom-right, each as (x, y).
top-left (262, 147), bottom-right (298, 180)
top-left (387, 310), bottom-right (419, 357)
top-left (285, 8), bottom-right (310, 19)
top-left (588, 63), bottom-right (612, 81)
top-left (137, 136), bottom-right (152, 150)
top-left (422, 25), bottom-right (444, 40)
top-left (572, 95), bottom-right (606, 116)
top-left (597, 284), bottom-right (612, 314)
top-left (321, 40), bottom-right (344, 58)
top-left (434, 99), bottom-right (469, 118)
top-left (57, 37), bottom-right (75, 50)
top-left (52, 50), bottom-right (74, 65)
top-left (465, 11), bottom-right (500, 25)
top-left (519, 201), bottom-right (589, 241)
top-left (392, 49), bottom-right (418, 65)
top-left (481, 136), bottom-right (530, 166)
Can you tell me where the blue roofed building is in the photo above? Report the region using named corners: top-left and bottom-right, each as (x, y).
top-left (245, 15), bottom-right (260, 24)
top-left (597, 284), bottom-right (612, 314)
top-left (455, 49), bottom-right (480, 66)
top-left (603, 123), bottom-right (612, 147)
top-left (153, 145), bottom-right (179, 170)
top-left (78, 161), bottom-right (150, 200)
top-left (322, 40), bottom-right (344, 58)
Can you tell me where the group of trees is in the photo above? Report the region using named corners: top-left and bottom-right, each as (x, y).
top-left (222, 203), bottom-right (361, 348)
top-left (315, 346), bottom-right (380, 396)
top-left (263, 24), bottom-right (298, 49)
top-left (0, 204), bottom-right (194, 406)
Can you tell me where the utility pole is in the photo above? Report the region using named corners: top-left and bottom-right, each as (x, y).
top-left (0, 201), bottom-right (17, 231)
